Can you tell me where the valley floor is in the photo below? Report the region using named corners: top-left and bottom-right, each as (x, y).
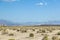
top-left (0, 26), bottom-right (60, 40)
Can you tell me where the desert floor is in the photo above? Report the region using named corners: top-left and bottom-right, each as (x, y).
top-left (0, 26), bottom-right (60, 40)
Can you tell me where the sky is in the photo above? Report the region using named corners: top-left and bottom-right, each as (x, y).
top-left (0, 0), bottom-right (60, 23)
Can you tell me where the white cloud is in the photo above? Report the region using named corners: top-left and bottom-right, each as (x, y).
top-left (36, 2), bottom-right (47, 6)
top-left (39, 2), bottom-right (44, 6)
top-left (1, 0), bottom-right (20, 2)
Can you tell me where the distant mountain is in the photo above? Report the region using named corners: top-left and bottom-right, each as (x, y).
top-left (0, 19), bottom-right (20, 26)
top-left (0, 20), bottom-right (41, 26)
top-left (42, 21), bottom-right (60, 25)
top-left (0, 19), bottom-right (60, 26)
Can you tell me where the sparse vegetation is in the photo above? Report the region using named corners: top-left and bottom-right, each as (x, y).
top-left (0, 26), bottom-right (60, 40)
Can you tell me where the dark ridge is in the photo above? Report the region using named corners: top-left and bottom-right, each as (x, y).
top-left (32, 24), bottom-right (60, 27)
top-left (40, 25), bottom-right (60, 26)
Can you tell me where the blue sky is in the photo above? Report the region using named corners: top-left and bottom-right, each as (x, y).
top-left (0, 0), bottom-right (60, 22)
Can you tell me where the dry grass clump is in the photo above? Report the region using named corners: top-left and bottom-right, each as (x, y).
top-left (57, 32), bottom-right (60, 35)
top-left (46, 28), bottom-right (52, 32)
top-left (41, 29), bottom-right (46, 33)
top-left (48, 29), bottom-right (52, 32)
top-left (8, 33), bottom-right (14, 36)
top-left (12, 28), bottom-right (17, 30)
top-left (12, 29), bottom-right (16, 30)
top-left (32, 29), bottom-right (35, 31)
top-left (8, 39), bottom-right (15, 40)
top-left (1, 29), bottom-right (8, 35)
top-left (20, 29), bottom-right (27, 33)
top-left (37, 29), bottom-right (46, 33)
top-left (16, 29), bottom-right (20, 32)
top-left (52, 36), bottom-right (59, 40)
top-left (42, 35), bottom-right (48, 40)
top-left (37, 31), bottom-right (41, 33)
top-left (36, 29), bottom-right (41, 33)
top-left (29, 33), bottom-right (34, 37)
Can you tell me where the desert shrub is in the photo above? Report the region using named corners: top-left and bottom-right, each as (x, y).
top-left (37, 31), bottom-right (40, 33)
top-left (17, 29), bottom-right (20, 32)
top-left (8, 33), bottom-right (14, 36)
top-left (20, 30), bottom-right (27, 33)
top-left (12, 28), bottom-right (17, 30)
top-left (48, 30), bottom-right (52, 32)
top-left (52, 36), bottom-right (58, 40)
top-left (41, 33), bottom-right (44, 35)
top-left (32, 29), bottom-right (35, 31)
top-left (57, 32), bottom-right (60, 35)
top-left (37, 29), bottom-right (42, 33)
top-left (42, 35), bottom-right (48, 40)
top-left (42, 30), bottom-right (46, 33)
top-left (29, 33), bottom-right (34, 37)
top-left (46, 28), bottom-right (52, 32)
top-left (2, 29), bottom-right (8, 35)
top-left (8, 39), bottom-right (15, 40)
top-left (13, 29), bottom-right (16, 30)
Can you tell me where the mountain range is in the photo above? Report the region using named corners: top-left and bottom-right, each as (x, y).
top-left (0, 19), bottom-right (60, 26)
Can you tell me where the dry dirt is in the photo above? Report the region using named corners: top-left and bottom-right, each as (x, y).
top-left (0, 26), bottom-right (60, 40)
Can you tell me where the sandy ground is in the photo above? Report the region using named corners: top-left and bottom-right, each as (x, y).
top-left (0, 27), bottom-right (60, 40)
